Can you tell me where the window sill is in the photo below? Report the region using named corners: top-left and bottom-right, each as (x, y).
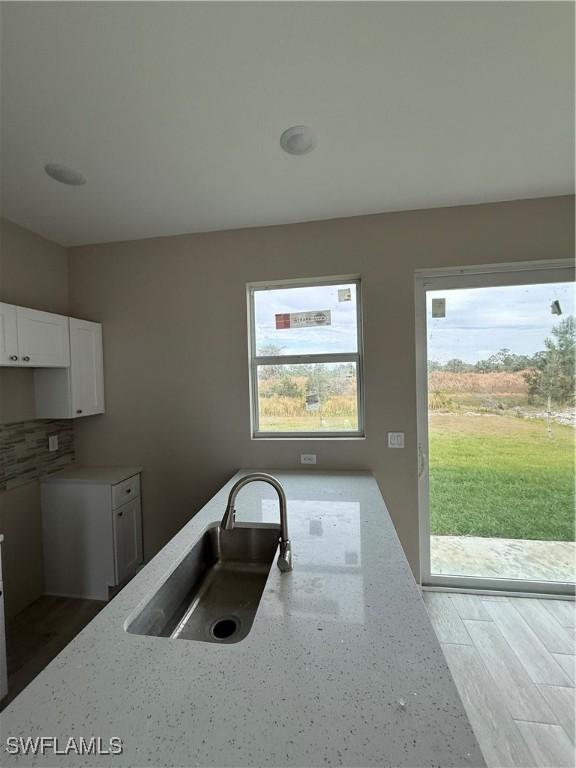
top-left (251, 434), bottom-right (366, 441)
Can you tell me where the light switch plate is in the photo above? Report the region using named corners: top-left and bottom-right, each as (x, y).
top-left (300, 454), bottom-right (317, 465)
top-left (48, 434), bottom-right (59, 452)
top-left (387, 432), bottom-right (405, 449)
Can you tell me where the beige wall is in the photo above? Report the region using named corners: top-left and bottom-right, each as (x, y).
top-left (68, 196), bottom-right (575, 580)
top-left (0, 197), bottom-right (571, 614)
top-left (0, 217), bottom-right (69, 616)
top-left (0, 218), bottom-right (69, 423)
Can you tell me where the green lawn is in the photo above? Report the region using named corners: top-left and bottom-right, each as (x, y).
top-left (258, 415), bottom-right (357, 432)
top-left (430, 414), bottom-right (575, 541)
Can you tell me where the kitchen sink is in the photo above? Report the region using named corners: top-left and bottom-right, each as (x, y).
top-left (125, 522), bottom-right (280, 643)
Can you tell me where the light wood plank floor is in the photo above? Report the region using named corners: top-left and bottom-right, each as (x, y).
top-left (424, 592), bottom-right (575, 768)
top-left (1, 595), bottom-right (106, 711)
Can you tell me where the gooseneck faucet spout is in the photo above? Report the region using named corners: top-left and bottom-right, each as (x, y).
top-left (221, 473), bottom-right (293, 572)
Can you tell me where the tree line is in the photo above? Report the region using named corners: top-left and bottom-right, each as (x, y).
top-left (429, 316), bottom-right (575, 406)
top-left (257, 344), bottom-right (356, 398)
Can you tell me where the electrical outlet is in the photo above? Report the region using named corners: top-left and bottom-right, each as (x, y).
top-left (48, 434), bottom-right (59, 452)
top-left (300, 454), bottom-right (317, 465)
top-left (387, 432), bottom-right (405, 449)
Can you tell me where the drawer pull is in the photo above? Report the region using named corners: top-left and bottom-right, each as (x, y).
top-left (8, 355), bottom-right (18, 361)
top-left (112, 475), bottom-right (140, 508)
top-left (22, 355), bottom-right (30, 362)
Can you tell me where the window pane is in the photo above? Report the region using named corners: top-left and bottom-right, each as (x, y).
top-left (254, 282), bottom-right (358, 356)
top-left (257, 362), bottom-right (359, 433)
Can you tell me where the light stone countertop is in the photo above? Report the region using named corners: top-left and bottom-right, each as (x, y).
top-left (42, 466), bottom-right (143, 485)
top-left (1, 470), bottom-right (485, 768)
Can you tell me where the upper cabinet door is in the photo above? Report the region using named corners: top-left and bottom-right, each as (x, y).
top-left (16, 307), bottom-right (70, 367)
top-left (0, 303), bottom-right (19, 365)
top-left (70, 318), bottom-right (104, 416)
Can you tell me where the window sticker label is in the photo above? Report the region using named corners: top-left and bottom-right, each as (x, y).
top-left (431, 298), bottom-right (446, 318)
top-left (305, 392), bottom-right (320, 411)
top-left (338, 288), bottom-right (352, 302)
top-left (275, 310), bottom-right (331, 329)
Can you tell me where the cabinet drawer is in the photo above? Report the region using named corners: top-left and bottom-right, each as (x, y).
top-left (112, 474), bottom-right (140, 509)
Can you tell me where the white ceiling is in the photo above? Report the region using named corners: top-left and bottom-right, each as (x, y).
top-left (1, 2), bottom-right (573, 247)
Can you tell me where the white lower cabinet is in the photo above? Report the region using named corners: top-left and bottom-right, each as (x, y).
top-left (113, 497), bottom-right (143, 586)
top-left (41, 467), bottom-right (143, 601)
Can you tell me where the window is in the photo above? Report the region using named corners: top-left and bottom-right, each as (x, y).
top-left (248, 277), bottom-right (364, 437)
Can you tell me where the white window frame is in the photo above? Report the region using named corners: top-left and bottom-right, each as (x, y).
top-left (248, 275), bottom-right (365, 439)
top-left (415, 258), bottom-right (575, 597)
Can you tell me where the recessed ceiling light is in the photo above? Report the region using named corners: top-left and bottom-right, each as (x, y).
top-left (280, 125), bottom-right (317, 156)
top-left (44, 163), bottom-right (87, 186)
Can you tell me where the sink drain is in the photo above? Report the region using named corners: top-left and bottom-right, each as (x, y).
top-left (210, 616), bottom-right (240, 641)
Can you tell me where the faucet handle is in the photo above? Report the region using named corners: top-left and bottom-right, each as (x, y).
top-left (277, 539), bottom-right (292, 572)
top-left (221, 503), bottom-right (236, 531)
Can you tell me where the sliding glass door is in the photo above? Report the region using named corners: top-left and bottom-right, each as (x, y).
top-left (416, 261), bottom-right (575, 594)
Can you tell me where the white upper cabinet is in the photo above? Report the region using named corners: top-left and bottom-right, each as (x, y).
top-left (70, 318), bottom-right (105, 416)
top-left (35, 317), bottom-right (105, 418)
top-left (0, 304), bottom-right (69, 367)
top-left (0, 301), bottom-right (105, 419)
top-left (16, 307), bottom-right (70, 367)
top-left (0, 303), bottom-right (19, 365)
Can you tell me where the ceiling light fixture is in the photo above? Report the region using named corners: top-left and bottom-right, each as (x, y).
top-left (44, 163), bottom-right (87, 186)
top-left (280, 125), bottom-right (317, 156)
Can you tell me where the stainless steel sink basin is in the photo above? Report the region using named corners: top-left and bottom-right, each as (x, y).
top-left (125, 522), bottom-right (280, 644)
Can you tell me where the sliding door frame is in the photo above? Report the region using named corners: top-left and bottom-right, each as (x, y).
top-left (415, 259), bottom-right (575, 597)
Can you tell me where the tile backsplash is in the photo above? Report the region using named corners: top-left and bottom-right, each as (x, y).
top-left (0, 419), bottom-right (75, 491)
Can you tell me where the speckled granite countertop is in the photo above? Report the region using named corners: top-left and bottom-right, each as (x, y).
top-left (1, 471), bottom-right (484, 768)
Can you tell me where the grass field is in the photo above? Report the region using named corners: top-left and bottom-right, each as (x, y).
top-left (257, 369), bottom-right (575, 543)
top-left (259, 415), bottom-right (356, 432)
top-left (429, 413), bottom-right (575, 541)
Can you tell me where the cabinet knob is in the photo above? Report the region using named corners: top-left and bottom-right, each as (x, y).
top-left (76, 409), bottom-right (83, 414)
top-left (8, 355), bottom-right (18, 361)
top-left (22, 355), bottom-right (30, 362)
top-left (117, 511), bottom-right (124, 517)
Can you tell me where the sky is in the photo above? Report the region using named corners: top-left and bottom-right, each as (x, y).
top-left (427, 281), bottom-right (575, 364)
top-left (254, 282), bottom-right (358, 356)
top-left (254, 279), bottom-right (575, 364)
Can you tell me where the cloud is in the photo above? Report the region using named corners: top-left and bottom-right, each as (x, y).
top-left (427, 281), bottom-right (574, 363)
top-left (255, 282), bottom-right (358, 354)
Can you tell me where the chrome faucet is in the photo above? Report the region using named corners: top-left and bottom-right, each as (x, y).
top-left (221, 473), bottom-right (293, 572)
